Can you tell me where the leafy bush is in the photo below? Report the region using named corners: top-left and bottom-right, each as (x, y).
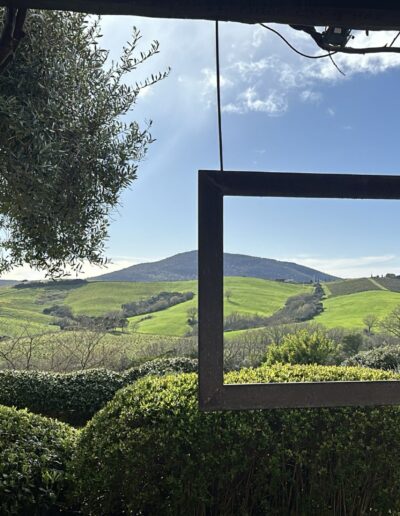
top-left (0, 357), bottom-right (197, 425)
top-left (123, 357), bottom-right (198, 382)
top-left (43, 304), bottom-right (73, 318)
top-left (72, 365), bottom-right (400, 515)
top-left (0, 405), bottom-right (77, 514)
top-left (344, 345), bottom-right (400, 370)
top-left (265, 329), bottom-right (338, 365)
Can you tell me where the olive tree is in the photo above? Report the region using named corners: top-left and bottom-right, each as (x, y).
top-left (0, 9), bottom-right (168, 276)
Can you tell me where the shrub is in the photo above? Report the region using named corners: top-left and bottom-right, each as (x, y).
top-left (0, 405), bottom-right (77, 514)
top-left (265, 329), bottom-right (338, 365)
top-left (123, 356), bottom-right (198, 383)
top-left (0, 357), bottom-right (198, 425)
top-left (72, 365), bottom-right (400, 515)
top-left (344, 345), bottom-right (400, 370)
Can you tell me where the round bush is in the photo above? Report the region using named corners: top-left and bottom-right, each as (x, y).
top-left (0, 368), bottom-right (125, 426)
top-left (0, 358), bottom-right (198, 425)
top-left (72, 364), bottom-right (400, 515)
top-left (0, 405), bottom-right (77, 514)
top-left (344, 345), bottom-right (400, 370)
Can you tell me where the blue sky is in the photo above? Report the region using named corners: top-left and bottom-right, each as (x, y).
top-left (8, 17), bottom-right (400, 279)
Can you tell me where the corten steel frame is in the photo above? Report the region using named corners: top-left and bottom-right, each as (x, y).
top-left (198, 170), bottom-right (400, 411)
top-left (2, 1), bottom-right (400, 29)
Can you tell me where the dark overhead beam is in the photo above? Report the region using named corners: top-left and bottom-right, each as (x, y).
top-left (1, 1), bottom-right (400, 30)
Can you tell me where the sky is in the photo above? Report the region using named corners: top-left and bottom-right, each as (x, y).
top-left (6, 17), bottom-right (400, 280)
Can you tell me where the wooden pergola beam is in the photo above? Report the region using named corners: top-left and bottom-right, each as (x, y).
top-left (1, 1), bottom-right (400, 30)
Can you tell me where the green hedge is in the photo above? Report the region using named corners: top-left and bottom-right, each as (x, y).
top-left (72, 364), bottom-right (400, 515)
top-left (0, 405), bottom-right (77, 515)
top-left (345, 345), bottom-right (400, 370)
top-left (0, 358), bottom-right (197, 425)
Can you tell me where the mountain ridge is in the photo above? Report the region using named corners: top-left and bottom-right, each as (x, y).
top-left (92, 250), bottom-right (338, 283)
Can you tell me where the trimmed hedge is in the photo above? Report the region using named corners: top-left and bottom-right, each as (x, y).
top-left (345, 345), bottom-right (400, 370)
top-left (0, 358), bottom-right (197, 425)
top-left (73, 364), bottom-right (400, 515)
top-left (0, 405), bottom-right (77, 515)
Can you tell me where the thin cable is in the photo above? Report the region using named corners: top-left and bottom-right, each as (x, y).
top-left (215, 21), bottom-right (224, 172)
top-left (259, 23), bottom-right (337, 59)
top-left (329, 53), bottom-right (345, 76)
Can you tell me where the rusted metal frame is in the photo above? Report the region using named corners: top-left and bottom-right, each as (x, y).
top-left (198, 170), bottom-right (400, 411)
top-left (2, 1), bottom-right (400, 30)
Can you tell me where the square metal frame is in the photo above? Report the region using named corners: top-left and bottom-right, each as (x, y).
top-left (198, 169), bottom-right (400, 411)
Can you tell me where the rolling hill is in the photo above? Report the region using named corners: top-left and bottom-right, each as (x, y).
top-left (92, 250), bottom-right (338, 283)
top-left (1, 274), bottom-right (400, 338)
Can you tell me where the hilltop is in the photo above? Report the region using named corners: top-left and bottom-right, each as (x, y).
top-left (92, 251), bottom-right (338, 283)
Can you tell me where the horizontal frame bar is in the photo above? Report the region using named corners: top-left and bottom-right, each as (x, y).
top-left (3, 1), bottom-right (400, 30)
top-left (198, 170), bottom-right (400, 411)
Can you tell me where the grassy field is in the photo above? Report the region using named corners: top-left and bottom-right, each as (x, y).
top-left (0, 286), bottom-right (58, 336)
top-left (315, 290), bottom-right (400, 329)
top-left (64, 280), bottom-right (198, 316)
top-left (128, 277), bottom-right (311, 336)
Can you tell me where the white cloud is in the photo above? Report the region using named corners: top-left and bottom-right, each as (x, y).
top-left (223, 87), bottom-right (288, 115)
top-left (199, 24), bottom-right (400, 116)
top-left (282, 254), bottom-right (400, 278)
top-left (0, 256), bottom-right (157, 281)
top-left (300, 90), bottom-right (322, 103)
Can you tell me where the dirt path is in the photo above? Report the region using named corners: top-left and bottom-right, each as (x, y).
top-left (369, 278), bottom-right (387, 290)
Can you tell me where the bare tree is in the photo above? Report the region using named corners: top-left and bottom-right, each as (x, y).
top-left (363, 314), bottom-right (379, 336)
top-left (380, 306), bottom-right (400, 339)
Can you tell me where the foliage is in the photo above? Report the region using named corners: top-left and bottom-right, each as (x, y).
top-left (265, 329), bottom-right (338, 365)
top-left (72, 365), bottom-right (400, 515)
top-left (14, 279), bottom-right (87, 290)
top-left (122, 291), bottom-right (194, 317)
top-left (43, 304), bottom-right (73, 318)
top-left (340, 332), bottom-right (363, 357)
top-left (0, 404), bottom-right (77, 514)
top-left (344, 345), bottom-right (400, 370)
top-left (54, 311), bottom-right (128, 332)
top-left (0, 10), bottom-right (167, 276)
top-left (0, 357), bottom-right (197, 425)
top-left (380, 305), bottom-right (400, 338)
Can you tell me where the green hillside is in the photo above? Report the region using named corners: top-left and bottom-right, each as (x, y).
top-left (64, 280), bottom-right (198, 316)
top-left (128, 277), bottom-right (311, 336)
top-left (0, 286), bottom-right (57, 336)
top-left (2, 275), bottom-right (400, 338)
top-left (315, 290), bottom-right (400, 329)
top-left (0, 278), bottom-right (311, 338)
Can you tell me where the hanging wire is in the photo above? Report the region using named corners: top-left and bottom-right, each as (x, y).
top-left (259, 23), bottom-right (338, 59)
top-left (215, 21), bottom-right (224, 172)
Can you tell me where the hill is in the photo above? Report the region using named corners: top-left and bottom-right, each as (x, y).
top-left (92, 251), bottom-right (338, 283)
top-left (0, 277), bottom-right (311, 337)
top-left (1, 274), bottom-right (400, 339)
